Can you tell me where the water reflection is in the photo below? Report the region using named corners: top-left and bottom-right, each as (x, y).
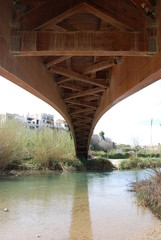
top-left (0, 171), bottom-right (159, 240)
top-left (70, 173), bottom-right (93, 240)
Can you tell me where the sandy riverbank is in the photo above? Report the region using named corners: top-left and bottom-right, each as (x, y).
top-left (132, 219), bottom-right (161, 240)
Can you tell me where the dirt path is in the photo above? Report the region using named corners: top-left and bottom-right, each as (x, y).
top-left (110, 159), bottom-right (123, 169)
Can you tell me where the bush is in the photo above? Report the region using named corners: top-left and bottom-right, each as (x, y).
top-left (0, 119), bottom-right (28, 170)
top-left (119, 158), bottom-right (161, 170)
top-left (86, 158), bottom-right (114, 171)
top-left (132, 170), bottom-right (161, 218)
top-left (108, 152), bottom-right (130, 159)
top-left (31, 128), bottom-right (75, 169)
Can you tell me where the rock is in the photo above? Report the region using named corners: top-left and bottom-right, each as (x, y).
top-left (3, 208), bottom-right (9, 212)
top-left (9, 170), bottom-right (17, 175)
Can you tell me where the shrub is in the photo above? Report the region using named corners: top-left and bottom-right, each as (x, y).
top-left (108, 152), bottom-right (130, 159)
top-left (86, 158), bottom-right (114, 171)
top-left (0, 119), bottom-right (28, 170)
top-left (31, 128), bottom-right (75, 169)
top-left (132, 170), bottom-right (161, 218)
top-left (119, 158), bottom-right (161, 170)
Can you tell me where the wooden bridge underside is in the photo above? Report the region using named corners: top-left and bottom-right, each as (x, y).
top-left (0, 0), bottom-right (161, 158)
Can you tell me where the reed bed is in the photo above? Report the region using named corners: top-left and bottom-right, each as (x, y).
top-left (132, 169), bottom-right (161, 218)
top-left (0, 118), bottom-right (76, 170)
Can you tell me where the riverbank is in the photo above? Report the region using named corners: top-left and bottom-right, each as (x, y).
top-left (133, 219), bottom-right (161, 240)
top-left (132, 169), bottom-right (161, 219)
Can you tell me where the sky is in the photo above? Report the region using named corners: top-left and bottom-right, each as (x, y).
top-left (0, 76), bottom-right (161, 146)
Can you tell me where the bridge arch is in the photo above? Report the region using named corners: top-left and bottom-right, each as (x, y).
top-left (0, 0), bottom-right (161, 159)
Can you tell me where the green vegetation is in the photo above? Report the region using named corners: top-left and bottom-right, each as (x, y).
top-left (0, 119), bottom-right (27, 170)
top-left (0, 119), bottom-right (113, 172)
top-left (132, 170), bottom-right (161, 218)
top-left (119, 157), bottom-right (161, 170)
top-left (0, 118), bottom-right (79, 172)
top-left (90, 140), bottom-right (161, 170)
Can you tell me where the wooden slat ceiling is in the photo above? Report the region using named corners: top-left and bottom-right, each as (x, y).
top-left (11, 0), bottom-right (156, 155)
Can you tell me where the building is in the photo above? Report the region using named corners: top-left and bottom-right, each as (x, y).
top-left (26, 113), bottom-right (54, 129)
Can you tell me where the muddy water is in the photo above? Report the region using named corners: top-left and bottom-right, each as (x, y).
top-left (0, 170), bottom-right (160, 240)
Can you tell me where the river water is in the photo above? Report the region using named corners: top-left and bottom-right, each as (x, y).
top-left (0, 170), bottom-right (160, 240)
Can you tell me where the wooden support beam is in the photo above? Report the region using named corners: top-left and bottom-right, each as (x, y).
top-left (59, 82), bottom-right (83, 91)
top-left (50, 66), bottom-right (109, 88)
top-left (64, 87), bottom-right (105, 100)
top-left (71, 108), bottom-right (95, 116)
top-left (72, 115), bottom-right (93, 121)
top-left (65, 99), bottom-right (97, 109)
top-left (83, 95), bottom-right (100, 102)
top-left (83, 60), bottom-right (115, 74)
top-left (67, 105), bottom-right (82, 110)
top-left (11, 31), bottom-right (157, 56)
top-left (75, 127), bottom-right (90, 132)
top-left (85, 0), bottom-right (146, 31)
top-left (73, 119), bottom-right (92, 124)
top-left (43, 56), bottom-right (72, 70)
top-left (130, 0), bottom-right (155, 14)
top-left (56, 76), bottom-right (71, 84)
top-left (18, 0), bottom-right (83, 30)
top-left (73, 122), bottom-right (91, 127)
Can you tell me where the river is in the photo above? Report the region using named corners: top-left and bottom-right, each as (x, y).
top-left (0, 170), bottom-right (160, 240)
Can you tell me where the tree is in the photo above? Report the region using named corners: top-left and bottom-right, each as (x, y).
top-left (99, 131), bottom-right (105, 140)
top-left (90, 134), bottom-right (100, 150)
top-left (131, 137), bottom-right (141, 158)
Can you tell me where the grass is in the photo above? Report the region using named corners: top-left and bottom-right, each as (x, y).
top-left (132, 169), bottom-right (161, 218)
top-left (119, 157), bottom-right (161, 170)
top-left (0, 119), bottom-right (28, 170)
top-left (0, 118), bottom-right (77, 171)
top-left (30, 128), bottom-right (76, 169)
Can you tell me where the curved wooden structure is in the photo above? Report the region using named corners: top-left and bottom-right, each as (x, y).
top-left (0, 0), bottom-right (161, 158)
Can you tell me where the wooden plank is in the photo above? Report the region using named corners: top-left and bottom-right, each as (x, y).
top-left (18, 0), bottom-right (83, 30)
top-left (64, 87), bottom-right (105, 100)
top-left (83, 60), bottom-right (115, 74)
top-left (11, 31), bottom-right (155, 56)
top-left (50, 66), bottom-right (109, 88)
top-left (85, 0), bottom-right (146, 31)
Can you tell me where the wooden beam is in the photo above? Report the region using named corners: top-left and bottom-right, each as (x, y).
top-left (83, 60), bottom-right (115, 74)
top-left (56, 76), bottom-right (71, 84)
top-left (130, 0), bottom-right (155, 14)
top-left (18, 0), bottom-right (83, 30)
top-left (73, 118), bottom-right (92, 123)
top-left (59, 82), bottom-right (83, 91)
top-left (83, 95), bottom-right (100, 101)
top-left (73, 122), bottom-right (91, 127)
top-left (72, 115), bottom-right (93, 121)
top-left (11, 31), bottom-right (157, 57)
top-left (43, 56), bottom-right (72, 70)
top-left (67, 105), bottom-right (82, 110)
top-left (65, 99), bottom-right (97, 109)
top-left (85, 0), bottom-right (146, 31)
top-left (64, 87), bottom-right (105, 100)
top-left (71, 108), bottom-right (95, 116)
top-left (50, 66), bottom-right (109, 88)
